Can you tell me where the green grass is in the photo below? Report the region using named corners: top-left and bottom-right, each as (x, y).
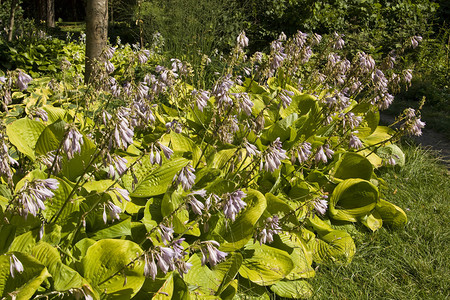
top-left (310, 145), bottom-right (450, 299)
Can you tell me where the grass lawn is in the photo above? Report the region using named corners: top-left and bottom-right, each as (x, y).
top-left (310, 144), bottom-right (450, 299)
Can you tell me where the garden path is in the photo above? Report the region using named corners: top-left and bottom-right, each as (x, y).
top-left (380, 114), bottom-right (450, 169)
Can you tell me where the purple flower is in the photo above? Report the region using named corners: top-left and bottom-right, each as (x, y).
top-left (315, 145), bottom-right (334, 164)
top-left (138, 49), bottom-right (151, 64)
top-left (244, 141), bottom-right (260, 157)
top-left (192, 89), bottom-right (210, 112)
top-left (113, 155), bottom-right (128, 176)
top-left (189, 196), bottom-right (205, 215)
top-left (144, 253), bottom-right (158, 280)
top-left (212, 75), bottom-right (234, 107)
top-left (410, 35), bottom-right (422, 49)
top-left (63, 127), bottom-right (84, 160)
top-left (333, 32), bottom-right (345, 49)
top-left (257, 216), bottom-right (282, 245)
top-left (103, 46), bottom-right (116, 60)
top-left (403, 69), bottom-right (413, 84)
top-left (159, 224), bottom-right (174, 244)
top-left (16, 71), bottom-right (32, 91)
top-left (174, 164), bottom-right (196, 191)
top-left (16, 178), bottom-right (59, 217)
top-left (149, 144), bottom-right (162, 165)
top-left (158, 142), bottom-right (174, 160)
top-left (343, 112), bottom-right (362, 130)
top-left (292, 142), bottom-right (312, 164)
top-left (223, 190), bottom-right (247, 221)
top-left (279, 90), bottom-right (294, 109)
top-left (104, 61), bottom-right (115, 74)
top-left (237, 31), bottom-right (249, 48)
top-left (10, 254), bottom-right (24, 278)
top-left (262, 138), bottom-right (287, 172)
top-left (234, 92), bottom-right (253, 116)
top-left (0, 140), bottom-right (18, 182)
top-left (112, 188), bottom-right (131, 203)
top-left (113, 115), bottom-right (134, 150)
top-left (314, 195), bottom-right (328, 215)
top-left (103, 201), bottom-right (122, 223)
top-left (201, 241), bottom-right (228, 266)
top-left (349, 134), bottom-right (363, 149)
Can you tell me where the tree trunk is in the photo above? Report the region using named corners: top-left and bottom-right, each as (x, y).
top-left (46, 0), bottom-right (55, 27)
top-left (85, 0), bottom-right (108, 83)
top-left (8, 0), bottom-right (19, 42)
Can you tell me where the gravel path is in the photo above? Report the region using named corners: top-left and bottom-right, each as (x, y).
top-left (380, 113), bottom-right (450, 169)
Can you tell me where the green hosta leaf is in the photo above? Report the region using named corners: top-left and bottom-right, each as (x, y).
top-left (359, 149), bottom-right (383, 168)
top-left (270, 280), bottom-right (313, 299)
top-left (221, 189), bottom-right (267, 251)
top-left (306, 216), bottom-right (356, 264)
top-left (0, 225), bottom-right (16, 255)
top-left (209, 148), bottom-right (239, 170)
top-left (161, 186), bottom-right (190, 234)
top-left (8, 231), bottom-right (38, 253)
top-left (312, 230), bottom-right (356, 264)
top-left (184, 254), bottom-right (217, 296)
top-left (277, 232), bottom-right (315, 280)
top-left (62, 136), bottom-right (97, 181)
top-left (81, 239), bottom-right (145, 299)
top-left (42, 105), bottom-right (68, 123)
top-left (361, 126), bottom-right (394, 146)
top-left (375, 199), bottom-right (407, 228)
top-left (261, 113), bottom-right (298, 143)
top-left (131, 157), bottom-right (189, 197)
top-left (280, 94), bottom-right (317, 118)
top-left (42, 177), bottom-right (80, 227)
top-left (332, 152), bottom-right (373, 181)
top-left (265, 193), bottom-right (300, 228)
top-left (6, 117), bottom-right (46, 160)
top-left (166, 132), bottom-right (202, 166)
top-left (153, 272), bottom-right (189, 300)
top-left (359, 210), bottom-right (383, 231)
top-left (89, 217), bottom-right (132, 240)
top-left (0, 252), bottom-right (50, 299)
top-left (35, 119), bottom-right (65, 156)
top-left (377, 144), bottom-right (406, 167)
top-left (31, 242), bottom-right (93, 293)
top-left (215, 253), bottom-right (243, 295)
top-left (184, 252), bottom-right (242, 297)
top-left (239, 243), bottom-right (294, 286)
top-left (329, 178), bottom-right (380, 222)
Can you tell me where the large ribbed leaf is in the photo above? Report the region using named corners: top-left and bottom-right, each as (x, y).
top-left (306, 216), bottom-right (356, 265)
top-left (277, 232), bottom-right (315, 280)
top-left (130, 157), bottom-right (189, 197)
top-left (375, 199), bottom-right (407, 228)
top-left (270, 280), bottom-right (313, 299)
top-left (184, 252), bottom-right (243, 297)
top-left (329, 178), bottom-right (380, 222)
top-left (332, 152), bottom-right (373, 181)
top-left (6, 117), bottom-right (46, 160)
top-left (221, 189), bottom-right (267, 251)
top-left (81, 239), bottom-right (145, 299)
top-left (0, 252), bottom-right (50, 299)
top-left (361, 126), bottom-right (394, 146)
top-left (165, 132), bottom-right (202, 166)
top-left (42, 105), bottom-right (68, 123)
top-left (35, 119), bottom-right (65, 156)
top-left (239, 243), bottom-right (294, 286)
top-left (377, 144), bottom-right (406, 167)
top-left (31, 242), bottom-right (93, 293)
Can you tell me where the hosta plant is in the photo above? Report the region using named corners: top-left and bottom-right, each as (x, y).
top-left (0, 31), bottom-right (424, 299)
